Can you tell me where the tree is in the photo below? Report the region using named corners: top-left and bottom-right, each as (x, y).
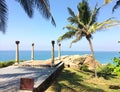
top-left (104, 0), bottom-right (120, 12)
top-left (58, 0), bottom-right (120, 78)
top-left (0, 0), bottom-right (56, 33)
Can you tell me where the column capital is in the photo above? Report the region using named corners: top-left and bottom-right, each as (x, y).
top-left (58, 43), bottom-right (61, 46)
top-left (15, 41), bottom-right (20, 44)
top-left (51, 40), bottom-right (55, 45)
top-left (32, 43), bottom-right (34, 46)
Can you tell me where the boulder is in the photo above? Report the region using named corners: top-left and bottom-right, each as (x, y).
top-left (61, 54), bottom-right (101, 69)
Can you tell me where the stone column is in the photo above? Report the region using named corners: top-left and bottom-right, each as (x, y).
top-left (58, 43), bottom-right (61, 60)
top-left (31, 43), bottom-right (34, 61)
top-left (51, 40), bottom-right (55, 67)
top-left (15, 41), bottom-right (20, 64)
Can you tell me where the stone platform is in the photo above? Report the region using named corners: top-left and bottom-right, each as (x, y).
top-left (0, 60), bottom-right (64, 92)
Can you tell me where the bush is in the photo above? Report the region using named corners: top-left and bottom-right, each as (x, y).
top-left (113, 56), bottom-right (120, 76)
top-left (80, 64), bottom-right (89, 71)
top-left (97, 63), bottom-right (114, 79)
top-left (0, 61), bottom-right (15, 68)
top-left (0, 62), bottom-right (3, 68)
top-left (0, 60), bottom-right (25, 68)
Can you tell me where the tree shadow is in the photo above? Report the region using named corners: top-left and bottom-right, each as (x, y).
top-left (51, 69), bottom-right (105, 92)
top-left (0, 66), bottom-right (49, 79)
top-left (97, 73), bottom-right (117, 80)
top-left (109, 85), bottom-right (120, 90)
top-left (0, 66), bottom-right (54, 89)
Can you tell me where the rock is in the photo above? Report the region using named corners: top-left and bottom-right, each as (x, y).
top-left (61, 54), bottom-right (101, 69)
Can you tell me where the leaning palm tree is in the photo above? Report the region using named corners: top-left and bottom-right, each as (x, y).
top-left (0, 0), bottom-right (56, 33)
top-left (58, 0), bottom-right (120, 78)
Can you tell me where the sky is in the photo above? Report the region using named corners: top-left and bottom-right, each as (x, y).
top-left (0, 0), bottom-right (120, 51)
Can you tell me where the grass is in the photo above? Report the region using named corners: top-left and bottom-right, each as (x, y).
top-left (45, 68), bottom-right (120, 92)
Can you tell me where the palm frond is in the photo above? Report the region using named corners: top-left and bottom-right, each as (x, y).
top-left (34, 0), bottom-right (56, 26)
top-left (57, 31), bottom-right (76, 43)
top-left (78, 21), bottom-right (86, 29)
top-left (77, 0), bottom-right (91, 25)
top-left (112, 0), bottom-right (120, 12)
top-left (88, 3), bottom-right (100, 26)
top-left (67, 8), bottom-right (78, 25)
top-left (70, 33), bottom-right (82, 48)
top-left (67, 7), bottom-right (75, 17)
top-left (67, 16), bottom-right (78, 24)
top-left (64, 25), bottom-right (78, 31)
top-left (103, 0), bottom-right (112, 5)
top-left (88, 22), bottom-right (98, 33)
top-left (98, 24), bottom-right (120, 30)
top-left (0, 0), bottom-right (7, 33)
top-left (51, 17), bottom-right (56, 26)
top-left (96, 18), bottom-right (120, 31)
top-left (16, 0), bottom-right (34, 18)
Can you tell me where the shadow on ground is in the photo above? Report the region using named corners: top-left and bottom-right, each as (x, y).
top-left (46, 69), bottom-right (105, 92)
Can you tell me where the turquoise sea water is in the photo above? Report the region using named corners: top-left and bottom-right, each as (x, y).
top-left (0, 51), bottom-right (119, 64)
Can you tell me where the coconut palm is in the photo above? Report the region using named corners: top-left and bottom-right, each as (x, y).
top-left (58, 0), bottom-right (120, 78)
top-left (0, 0), bottom-right (56, 33)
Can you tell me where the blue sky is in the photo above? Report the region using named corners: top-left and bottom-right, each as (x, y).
top-left (0, 0), bottom-right (120, 51)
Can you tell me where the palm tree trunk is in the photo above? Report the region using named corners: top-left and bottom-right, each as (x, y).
top-left (87, 38), bottom-right (97, 78)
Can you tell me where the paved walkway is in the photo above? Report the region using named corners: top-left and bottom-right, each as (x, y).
top-left (0, 60), bottom-right (61, 92)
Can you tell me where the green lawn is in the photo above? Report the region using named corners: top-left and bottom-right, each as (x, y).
top-left (45, 68), bottom-right (120, 92)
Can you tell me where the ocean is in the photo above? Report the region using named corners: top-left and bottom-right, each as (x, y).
top-left (0, 51), bottom-right (119, 64)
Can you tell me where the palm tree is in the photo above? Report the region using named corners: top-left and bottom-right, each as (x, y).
top-left (58, 0), bottom-right (120, 78)
top-left (0, 0), bottom-right (56, 33)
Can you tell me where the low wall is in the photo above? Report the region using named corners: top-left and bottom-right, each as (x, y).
top-left (33, 62), bottom-right (64, 92)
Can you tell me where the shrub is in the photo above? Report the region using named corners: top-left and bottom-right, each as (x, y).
top-left (0, 60), bottom-right (25, 68)
top-left (0, 61), bottom-right (15, 68)
top-left (80, 64), bottom-right (89, 71)
top-left (0, 62), bottom-right (3, 68)
top-left (97, 63), bottom-right (114, 79)
top-left (113, 56), bottom-right (120, 76)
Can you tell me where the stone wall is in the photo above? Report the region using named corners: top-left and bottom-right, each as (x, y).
top-left (33, 62), bottom-right (64, 92)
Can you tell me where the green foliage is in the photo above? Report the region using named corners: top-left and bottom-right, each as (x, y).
top-left (113, 56), bottom-right (120, 76)
top-left (0, 60), bottom-right (24, 68)
top-left (80, 64), bottom-right (89, 71)
top-left (97, 63), bottom-right (114, 79)
top-left (0, 61), bottom-right (15, 68)
top-left (0, 60), bottom-right (23, 68)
